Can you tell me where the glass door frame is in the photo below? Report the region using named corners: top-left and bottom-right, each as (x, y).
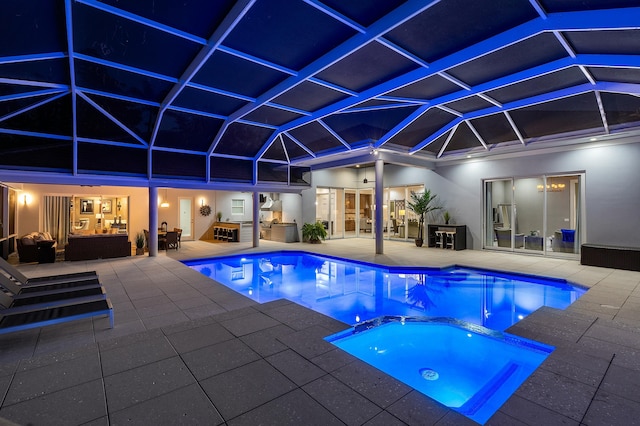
top-left (316, 184), bottom-right (427, 241)
top-left (316, 187), bottom-right (349, 239)
top-left (483, 173), bottom-right (585, 258)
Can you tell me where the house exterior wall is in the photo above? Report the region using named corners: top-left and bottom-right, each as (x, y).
top-left (8, 140), bottom-right (640, 253)
top-left (430, 141), bottom-right (640, 249)
top-left (304, 141), bottom-right (640, 251)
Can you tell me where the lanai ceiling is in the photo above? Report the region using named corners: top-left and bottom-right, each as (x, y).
top-left (1, 0), bottom-right (640, 188)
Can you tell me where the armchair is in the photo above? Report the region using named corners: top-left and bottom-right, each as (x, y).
top-left (17, 232), bottom-right (57, 263)
top-left (495, 228), bottom-right (524, 248)
top-left (553, 229), bottom-right (576, 253)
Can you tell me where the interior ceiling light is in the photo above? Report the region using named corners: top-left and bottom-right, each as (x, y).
top-left (363, 167), bottom-right (375, 184)
top-left (160, 188), bottom-right (169, 208)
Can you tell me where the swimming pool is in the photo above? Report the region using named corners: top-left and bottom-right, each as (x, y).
top-left (327, 317), bottom-right (554, 425)
top-left (184, 251), bottom-right (585, 423)
top-left (184, 251), bottom-right (585, 331)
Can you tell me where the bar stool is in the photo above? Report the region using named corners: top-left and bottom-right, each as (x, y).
top-left (445, 231), bottom-right (456, 249)
top-left (435, 230), bottom-right (445, 248)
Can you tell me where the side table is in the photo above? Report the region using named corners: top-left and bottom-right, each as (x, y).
top-left (525, 235), bottom-right (543, 251)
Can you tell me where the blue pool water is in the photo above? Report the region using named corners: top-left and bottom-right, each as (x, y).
top-left (184, 251), bottom-right (585, 423)
top-left (184, 251), bottom-right (585, 331)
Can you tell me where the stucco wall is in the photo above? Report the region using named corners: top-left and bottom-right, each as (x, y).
top-left (432, 141), bottom-right (640, 249)
top-left (304, 141), bottom-right (640, 250)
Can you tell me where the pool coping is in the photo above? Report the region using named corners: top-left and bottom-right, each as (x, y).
top-left (182, 249), bottom-right (590, 292)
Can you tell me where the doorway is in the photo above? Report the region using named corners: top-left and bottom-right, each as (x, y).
top-left (179, 198), bottom-right (193, 241)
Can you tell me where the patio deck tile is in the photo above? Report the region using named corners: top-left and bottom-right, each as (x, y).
top-left (1, 239), bottom-right (640, 425)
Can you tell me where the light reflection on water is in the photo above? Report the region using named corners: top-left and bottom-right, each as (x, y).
top-left (185, 251), bottom-right (585, 331)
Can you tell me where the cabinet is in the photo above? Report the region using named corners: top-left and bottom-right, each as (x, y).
top-left (427, 224), bottom-right (466, 250)
top-left (271, 224), bottom-right (299, 243)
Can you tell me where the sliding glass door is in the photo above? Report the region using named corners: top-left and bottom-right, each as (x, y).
top-left (514, 177), bottom-right (544, 253)
top-left (484, 174), bottom-right (583, 257)
top-left (485, 179), bottom-right (514, 250)
top-left (316, 187), bottom-right (347, 239)
top-left (546, 175), bottom-right (581, 255)
top-left (317, 184), bottom-right (428, 241)
top-left (345, 189), bottom-right (356, 238)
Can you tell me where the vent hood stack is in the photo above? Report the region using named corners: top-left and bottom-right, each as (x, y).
top-left (270, 200), bottom-right (282, 211)
top-left (261, 196), bottom-right (273, 210)
top-left (260, 194), bottom-right (282, 211)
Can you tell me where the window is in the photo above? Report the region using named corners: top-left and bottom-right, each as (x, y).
top-left (231, 199), bottom-right (244, 215)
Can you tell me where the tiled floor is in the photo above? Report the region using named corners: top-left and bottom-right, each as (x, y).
top-left (0, 238), bottom-right (639, 425)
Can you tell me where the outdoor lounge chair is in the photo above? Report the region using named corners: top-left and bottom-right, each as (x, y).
top-left (0, 273), bottom-right (105, 306)
top-left (0, 292), bottom-right (113, 335)
top-left (0, 257), bottom-right (98, 287)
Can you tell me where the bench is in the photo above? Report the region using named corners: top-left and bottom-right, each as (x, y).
top-left (581, 243), bottom-right (640, 272)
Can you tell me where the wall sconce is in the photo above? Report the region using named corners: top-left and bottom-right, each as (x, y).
top-left (117, 201), bottom-right (122, 211)
top-left (23, 194), bottom-right (30, 206)
top-left (201, 198), bottom-right (205, 207)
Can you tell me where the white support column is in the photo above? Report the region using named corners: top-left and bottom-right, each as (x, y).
top-left (149, 187), bottom-right (158, 257)
top-left (374, 158), bottom-right (384, 254)
top-left (253, 191), bottom-right (260, 247)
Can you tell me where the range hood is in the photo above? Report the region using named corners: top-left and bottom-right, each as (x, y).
top-left (260, 195), bottom-right (282, 211)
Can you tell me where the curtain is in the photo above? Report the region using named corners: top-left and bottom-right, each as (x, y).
top-left (43, 196), bottom-right (71, 246)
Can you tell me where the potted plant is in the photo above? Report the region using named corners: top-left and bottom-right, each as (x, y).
top-left (216, 211), bottom-right (223, 222)
top-left (302, 221), bottom-right (328, 243)
top-left (443, 211), bottom-right (451, 225)
top-left (135, 232), bottom-right (145, 255)
top-left (407, 189), bottom-right (441, 247)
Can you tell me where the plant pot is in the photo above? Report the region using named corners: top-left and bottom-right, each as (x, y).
top-left (135, 247), bottom-right (145, 255)
top-left (415, 238), bottom-right (423, 247)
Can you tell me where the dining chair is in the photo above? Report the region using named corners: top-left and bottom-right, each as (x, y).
top-left (143, 229), bottom-right (150, 252)
top-left (165, 231), bottom-right (179, 250)
top-left (158, 231), bottom-right (167, 250)
top-left (173, 228), bottom-right (182, 247)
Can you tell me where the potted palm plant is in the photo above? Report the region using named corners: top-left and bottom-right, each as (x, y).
top-left (135, 232), bottom-right (145, 255)
top-left (302, 221), bottom-right (328, 243)
top-left (407, 189), bottom-right (441, 247)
